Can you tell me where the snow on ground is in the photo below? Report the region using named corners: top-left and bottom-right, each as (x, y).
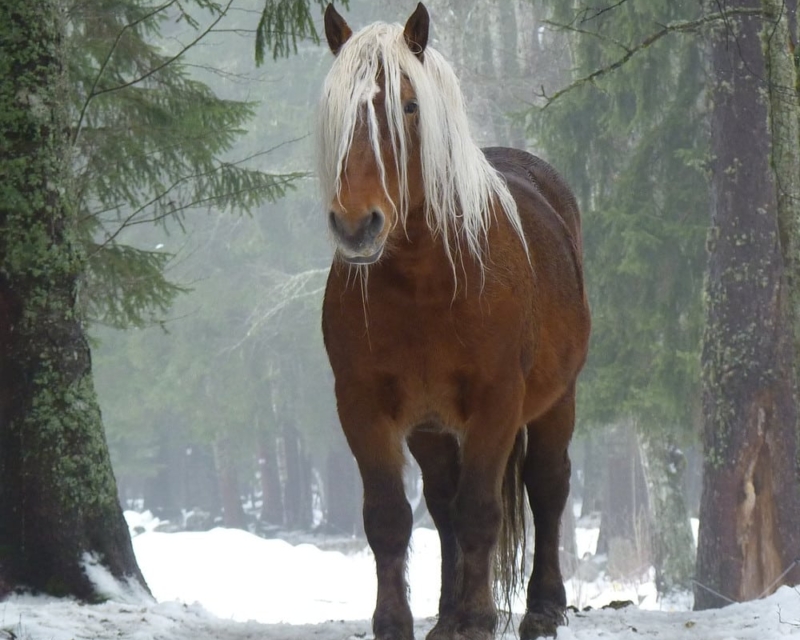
top-left (1, 511), bottom-right (798, 639)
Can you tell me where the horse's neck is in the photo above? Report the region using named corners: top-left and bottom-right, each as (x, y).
top-left (377, 209), bottom-right (480, 299)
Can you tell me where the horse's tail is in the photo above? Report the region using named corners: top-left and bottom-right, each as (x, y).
top-left (495, 427), bottom-right (528, 620)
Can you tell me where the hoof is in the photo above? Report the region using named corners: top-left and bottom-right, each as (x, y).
top-left (426, 616), bottom-right (456, 640)
top-left (451, 611), bottom-right (496, 640)
top-left (452, 628), bottom-right (493, 640)
top-left (519, 602), bottom-right (567, 639)
top-left (375, 631), bottom-right (414, 640)
top-left (374, 613), bottom-right (414, 640)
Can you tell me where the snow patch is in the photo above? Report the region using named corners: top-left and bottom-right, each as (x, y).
top-left (2, 513), bottom-right (798, 639)
top-left (82, 553), bottom-right (153, 605)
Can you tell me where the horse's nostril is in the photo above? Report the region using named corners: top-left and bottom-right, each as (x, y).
top-left (329, 209), bottom-right (384, 246)
top-left (368, 209), bottom-right (385, 235)
top-left (329, 211), bottom-right (342, 235)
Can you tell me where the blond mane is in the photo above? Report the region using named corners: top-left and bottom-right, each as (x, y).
top-left (316, 20), bottom-right (525, 267)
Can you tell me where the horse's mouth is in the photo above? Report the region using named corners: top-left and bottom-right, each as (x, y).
top-left (337, 246), bottom-right (384, 265)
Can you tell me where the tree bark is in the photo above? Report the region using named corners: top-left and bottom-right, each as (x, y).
top-left (0, 0), bottom-right (147, 599)
top-left (696, 0), bottom-right (800, 609)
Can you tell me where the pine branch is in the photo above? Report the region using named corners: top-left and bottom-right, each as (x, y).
top-left (90, 0), bottom-right (234, 98)
top-left (75, 0), bottom-right (234, 140)
top-left (109, 174), bottom-right (301, 228)
top-left (73, 0), bottom-right (179, 145)
top-left (539, 7), bottom-right (765, 108)
top-left (80, 136), bottom-right (309, 225)
top-left (90, 172), bottom-right (302, 255)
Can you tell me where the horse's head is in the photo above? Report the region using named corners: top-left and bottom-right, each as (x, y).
top-left (319, 4), bottom-right (430, 265)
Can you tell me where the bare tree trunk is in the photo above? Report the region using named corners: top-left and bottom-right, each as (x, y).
top-left (258, 426), bottom-right (283, 525)
top-left (696, 0), bottom-right (800, 609)
top-left (579, 431), bottom-right (605, 518)
top-left (596, 422), bottom-right (650, 579)
top-left (213, 435), bottom-right (246, 529)
top-left (282, 423), bottom-right (312, 530)
top-left (324, 438), bottom-right (362, 536)
top-left (639, 429), bottom-right (695, 595)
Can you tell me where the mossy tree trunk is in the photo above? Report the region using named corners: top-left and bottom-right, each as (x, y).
top-left (0, 0), bottom-right (147, 599)
top-left (695, 0), bottom-right (800, 609)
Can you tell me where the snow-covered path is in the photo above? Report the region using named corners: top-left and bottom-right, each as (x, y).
top-left (1, 513), bottom-right (799, 639)
top-left (3, 588), bottom-right (799, 639)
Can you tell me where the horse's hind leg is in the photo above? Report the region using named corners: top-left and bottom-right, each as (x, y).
top-left (519, 389), bottom-right (575, 640)
top-left (407, 427), bottom-right (461, 639)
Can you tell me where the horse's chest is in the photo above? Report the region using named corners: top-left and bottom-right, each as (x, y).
top-left (324, 290), bottom-right (526, 428)
top-left (371, 308), bottom-right (464, 374)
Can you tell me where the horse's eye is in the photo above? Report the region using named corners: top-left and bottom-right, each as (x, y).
top-left (403, 99), bottom-right (418, 115)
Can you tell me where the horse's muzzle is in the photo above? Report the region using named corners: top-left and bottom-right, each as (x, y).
top-left (329, 209), bottom-right (386, 264)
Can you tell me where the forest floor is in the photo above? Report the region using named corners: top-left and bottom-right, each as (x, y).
top-left (1, 511), bottom-right (798, 639)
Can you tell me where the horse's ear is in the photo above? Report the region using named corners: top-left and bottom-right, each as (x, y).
top-left (403, 3), bottom-right (429, 61)
top-left (324, 4), bottom-right (352, 55)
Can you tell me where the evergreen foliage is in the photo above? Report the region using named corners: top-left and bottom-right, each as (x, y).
top-left (530, 1), bottom-right (708, 432)
top-left (527, 0), bottom-right (709, 595)
top-left (255, 0), bottom-right (345, 64)
top-left (69, 0), bottom-right (304, 328)
top-left (90, 0), bottom-right (352, 512)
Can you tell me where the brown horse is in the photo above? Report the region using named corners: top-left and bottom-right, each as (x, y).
top-left (318, 4), bottom-right (590, 639)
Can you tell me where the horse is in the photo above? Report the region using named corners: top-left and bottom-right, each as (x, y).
top-left (318, 4), bottom-right (590, 639)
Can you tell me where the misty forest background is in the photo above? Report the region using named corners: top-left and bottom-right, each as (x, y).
top-left (6, 0), bottom-right (800, 611)
top-left (88, 0), bottom-right (794, 601)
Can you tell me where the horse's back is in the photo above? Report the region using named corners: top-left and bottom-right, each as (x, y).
top-left (483, 147), bottom-right (582, 253)
top-left (483, 147), bottom-right (590, 418)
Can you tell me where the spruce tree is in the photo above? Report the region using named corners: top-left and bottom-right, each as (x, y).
top-left (0, 0), bottom-right (146, 599)
top-left (530, 0), bottom-right (707, 594)
top-left (0, 0), bottom-right (348, 598)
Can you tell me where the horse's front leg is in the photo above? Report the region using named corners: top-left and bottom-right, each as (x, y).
top-left (452, 385), bottom-right (524, 640)
top-left (407, 427), bottom-right (461, 640)
top-left (341, 410), bottom-right (413, 640)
